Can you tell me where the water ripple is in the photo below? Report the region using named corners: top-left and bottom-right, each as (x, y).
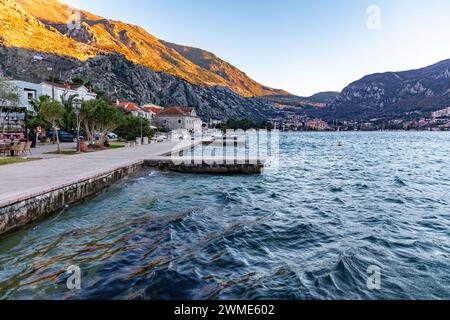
top-left (1, 132), bottom-right (450, 300)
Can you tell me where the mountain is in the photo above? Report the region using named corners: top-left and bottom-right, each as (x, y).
top-left (316, 60), bottom-right (450, 121)
top-left (304, 91), bottom-right (340, 104)
top-left (255, 92), bottom-right (339, 109)
top-left (162, 41), bottom-right (289, 97)
top-left (0, 0), bottom-right (286, 98)
top-left (0, 46), bottom-right (278, 121)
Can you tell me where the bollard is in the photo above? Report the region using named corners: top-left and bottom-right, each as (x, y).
top-left (191, 136), bottom-right (195, 165)
top-left (234, 136), bottom-right (238, 165)
top-left (223, 135), bottom-right (227, 165)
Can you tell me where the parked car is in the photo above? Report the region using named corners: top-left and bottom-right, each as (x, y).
top-left (46, 130), bottom-right (76, 143)
top-left (108, 133), bottom-right (118, 141)
top-left (93, 132), bottom-right (118, 141)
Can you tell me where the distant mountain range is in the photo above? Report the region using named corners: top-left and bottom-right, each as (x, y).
top-left (0, 0), bottom-right (294, 120)
top-left (256, 92), bottom-right (340, 110)
top-left (311, 60), bottom-right (450, 121)
top-left (0, 0), bottom-right (448, 122)
top-left (305, 92), bottom-right (340, 104)
top-left (0, 0), bottom-right (287, 98)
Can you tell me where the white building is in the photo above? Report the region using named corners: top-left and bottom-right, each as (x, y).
top-left (432, 107), bottom-right (450, 119)
top-left (114, 101), bottom-right (158, 122)
top-left (156, 107), bottom-right (203, 132)
top-left (7, 80), bottom-right (97, 110)
top-left (140, 104), bottom-right (164, 122)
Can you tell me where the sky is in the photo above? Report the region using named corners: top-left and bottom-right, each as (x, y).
top-left (64, 0), bottom-right (450, 96)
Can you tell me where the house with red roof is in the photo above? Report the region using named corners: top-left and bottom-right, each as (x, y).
top-left (156, 107), bottom-right (203, 132)
top-left (114, 101), bottom-right (154, 121)
top-left (140, 104), bottom-right (164, 115)
top-left (140, 104), bottom-right (165, 122)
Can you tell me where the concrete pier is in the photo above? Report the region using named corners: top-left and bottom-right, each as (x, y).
top-left (0, 140), bottom-right (267, 235)
top-left (145, 157), bottom-right (265, 174)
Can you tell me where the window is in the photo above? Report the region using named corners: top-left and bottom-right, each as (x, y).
top-left (178, 119), bottom-right (182, 124)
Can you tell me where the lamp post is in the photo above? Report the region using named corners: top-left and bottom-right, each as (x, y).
top-left (72, 99), bottom-right (82, 153)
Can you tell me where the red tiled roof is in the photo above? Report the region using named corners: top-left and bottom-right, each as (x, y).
top-left (157, 107), bottom-right (195, 117)
top-left (141, 105), bottom-right (164, 114)
top-left (115, 102), bottom-right (140, 112)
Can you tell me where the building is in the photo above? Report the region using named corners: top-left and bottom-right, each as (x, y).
top-left (114, 101), bottom-right (163, 122)
top-left (140, 104), bottom-right (164, 122)
top-left (306, 118), bottom-right (330, 131)
top-left (156, 107), bottom-right (203, 132)
top-left (7, 80), bottom-right (97, 110)
top-left (114, 101), bottom-right (143, 118)
top-left (209, 119), bottom-right (223, 127)
top-left (141, 104), bottom-right (164, 114)
top-left (432, 107), bottom-right (450, 119)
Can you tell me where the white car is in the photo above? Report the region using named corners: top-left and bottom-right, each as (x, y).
top-left (108, 133), bottom-right (119, 141)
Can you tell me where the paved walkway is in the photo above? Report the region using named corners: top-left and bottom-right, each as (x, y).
top-left (0, 140), bottom-right (192, 207)
top-left (29, 142), bottom-right (77, 159)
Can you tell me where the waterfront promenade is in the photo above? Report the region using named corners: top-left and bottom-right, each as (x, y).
top-left (0, 141), bottom-right (185, 208)
top-left (0, 140), bottom-right (200, 234)
top-left (0, 138), bottom-right (266, 235)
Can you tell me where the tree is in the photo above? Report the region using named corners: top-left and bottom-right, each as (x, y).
top-left (81, 99), bottom-right (122, 146)
top-left (71, 77), bottom-right (84, 86)
top-left (61, 94), bottom-right (78, 131)
top-left (115, 114), bottom-right (154, 141)
top-left (40, 100), bottom-right (64, 153)
top-left (28, 96), bottom-right (49, 141)
top-left (0, 79), bottom-right (20, 133)
top-left (29, 95), bottom-right (52, 128)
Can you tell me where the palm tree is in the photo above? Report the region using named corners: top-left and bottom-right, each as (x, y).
top-left (29, 95), bottom-right (50, 142)
top-left (29, 95), bottom-right (49, 114)
top-left (61, 94), bottom-right (78, 132)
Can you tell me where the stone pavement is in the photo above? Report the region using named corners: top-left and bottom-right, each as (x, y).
top-left (0, 140), bottom-right (192, 208)
top-left (28, 142), bottom-right (77, 159)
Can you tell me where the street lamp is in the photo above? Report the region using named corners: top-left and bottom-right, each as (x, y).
top-left (72, 99), bottom-right (82, 153)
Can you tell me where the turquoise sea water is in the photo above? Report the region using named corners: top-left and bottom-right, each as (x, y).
top-left (0, 132), bottom-right (449, 299)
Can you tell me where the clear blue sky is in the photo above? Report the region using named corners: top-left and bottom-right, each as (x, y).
top-left (64, 0), bottom-right (450, 96)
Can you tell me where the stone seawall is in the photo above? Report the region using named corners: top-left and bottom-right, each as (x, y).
top-left (145, 158), bottom-right (265, 174)
top-left (0, 162), bottom-right (143, 235)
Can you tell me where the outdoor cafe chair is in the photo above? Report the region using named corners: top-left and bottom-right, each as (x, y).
top-left (24, 141), bottom-right (33, 156)
top-left (10, 142), bottom-right (25, 156)
top-left (0, 143), bottom-right (9, 156)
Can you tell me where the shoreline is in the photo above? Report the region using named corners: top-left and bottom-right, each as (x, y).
top-left (0, 138), bottom-right (266, 235)
top-left (0, 141), bottom-right (186, 235)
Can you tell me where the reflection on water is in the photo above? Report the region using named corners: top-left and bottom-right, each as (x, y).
top-left (1, 132), bottom-right (450, 300)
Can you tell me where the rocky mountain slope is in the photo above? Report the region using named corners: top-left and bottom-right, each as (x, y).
top-left (256, 92), bottom-right (337, 109)
top-left (0, 0), bottom-right (287, 98)
top-left (162, 41), bottom-right (288, 97)
top-left (0, 46), bottom-right (277, 120)
top-left (319, 60), bottom-right (450, 120)
top-left (304, 91), bottom-right (340, 104)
